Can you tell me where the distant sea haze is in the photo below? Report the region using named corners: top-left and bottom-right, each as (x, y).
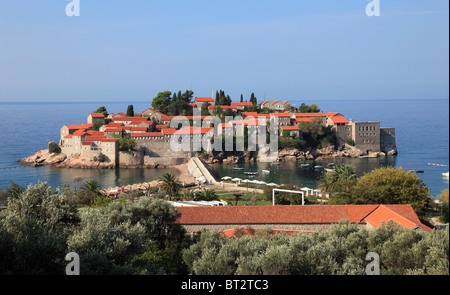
top-left (0, 99), bottom-right (448, 197)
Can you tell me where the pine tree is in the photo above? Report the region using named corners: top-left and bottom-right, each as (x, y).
top-left (126, 104), bottom-right (134, 117)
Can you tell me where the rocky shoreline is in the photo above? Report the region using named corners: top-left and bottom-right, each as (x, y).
top-left (202, 144), bottom-right (397, 165)
top-left (20, 144), bottom-right (397, 169)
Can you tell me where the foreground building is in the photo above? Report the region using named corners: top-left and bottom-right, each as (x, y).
top-left (175, 204), bottom-right (432, 235)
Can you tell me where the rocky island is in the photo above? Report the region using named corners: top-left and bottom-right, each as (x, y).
top-left (19, 95), bottom-right (397, 169)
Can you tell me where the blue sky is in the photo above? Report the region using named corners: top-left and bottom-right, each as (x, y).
top-left (0, 0), bottom-right (448, 102)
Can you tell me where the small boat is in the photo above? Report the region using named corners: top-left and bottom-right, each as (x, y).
top-left (271, 163), bottom-right (280, 166)
top-left (262, 170), bottom-right (270, 173)
top-left (324, 168), bottom-right (336, 173)
top-left (314, 165), bottom-right (324, 170)
top-left (300, 164), bottom-right (310, 168)
top-left (443, 172), bottom-right (449, 178)
top-left (408, 170), bottom-right (424, 174)
top-left (328, 163), bottom-right (335, 167)
top-left (233, 167), bottom-right (244, 171)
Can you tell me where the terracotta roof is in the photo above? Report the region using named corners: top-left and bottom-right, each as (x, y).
top-left (231, 102), bottom-right (253, 107)
top-left (271, 100), bottom-right (279, 104)
top-left (162, 128), bottom-right (178, 135)
top-left (156, 124), bottom-right (168, 129)
top-left (281, 101), bottom-right (288, 104)
top-left (195, 97), bottom-right (215, 102)
top-left (176, 205), bottom-right (379, 225)
top-left (294, 113), bottom-right (327, 118)
top-left (364, 205), bottom-right (432, 231)
top-left (176, 127), bottom-right (213, 135)
top-left (64, 135), bottom-right (73, 139)
top-left (271, 112), bottom-right (291, 117)
top-left (73, 129), bottom-right (87, 136)
top-left (260, 100), bottom-right (269, 105)
top-left (329, 116), bottom-right (349, 124)
top-left (105, 123), bottom-right (123, 128)
top-left (281, 126), bottom-right (300, 131)
top-left (81, 141), bottom-right (92, 146)
top-left (175, 204), bottom-right (432, 232)
top-left (89, 113), bottom-right (105, 118)
top-left (86, 131), bottom-right (104, 136)
top-left (85, 136), bottom-right (105, 142)
top-left (64, 124), bottom-right (93, 129)
top-left (326, 112), bottom-right (339, 117)
top-left (101, 138), bottom-right (118, 143)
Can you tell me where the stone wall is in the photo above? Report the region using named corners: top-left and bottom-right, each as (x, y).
top-left (380, 127), bottom-right (397, 155)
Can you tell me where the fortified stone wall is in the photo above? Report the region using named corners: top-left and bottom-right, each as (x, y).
top-left (380, 127), bottom-right (397, 155)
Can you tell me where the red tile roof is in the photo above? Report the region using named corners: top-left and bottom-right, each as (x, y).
top-left (73, 129), bottom-right (87, 136)
top-left (175, 205), bottom-right (432, 232)
top-left (162, 128), bottom-right (178, 135)
top-left (231, 102), bottom-right (253, 107)
top-left (329, 116), bottom-right (349, 124)
top-left (271, 100), bottom-right (279, 104)
top-left (176, 205), bottom-right (379, 225)
top-left (176, 127), bottom-right (213, 135)
top-left (364, 205), bottom-right (432, 231)
top-left (105, 123), bottom-right (123, 128)
top-left (260, 100), bottom-right (269, 105)
top-left (295, 113), bottom-right (327, 117)
top-left (281, 126), bottom-right (300, 131)
top-left (89, 113), bottom-right (105, 118)
top-left (271, 112), bottom-right (291, 117)
top-left (64, 124), bottom-right (93, 129)
top-left (156, 124), bottom-right (168, 129)
top-left (85, 136), bottom-right (105, 142)
top-left (81, 141), bottom-right (92, 146)
top-left (101, 138), bottom-right (118, 143)
top-left (195, 97), bottom-right (215, 102)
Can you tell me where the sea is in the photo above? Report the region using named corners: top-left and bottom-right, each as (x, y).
top-left (0, 99), bottom-right (448, 197)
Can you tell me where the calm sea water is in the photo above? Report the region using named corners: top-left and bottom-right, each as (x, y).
top-left (0, 99), bottom-right (448, 197)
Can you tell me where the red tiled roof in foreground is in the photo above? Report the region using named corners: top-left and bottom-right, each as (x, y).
top-left (175, 205), bottom-right (432, 231)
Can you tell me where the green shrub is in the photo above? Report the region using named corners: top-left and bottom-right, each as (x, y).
top-left (48, 142), bottom-right (61, 154)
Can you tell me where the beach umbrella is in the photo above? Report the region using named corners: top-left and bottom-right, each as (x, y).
top-left (241, 179), bottom-right (250, 183)
top-left (221, 176), bottom-right (232, 180)
top-left (256, 181), bottom-right (267, 185)
top-left (266, 183), bottom-right (279, 186)
top-left (231, 178), bottom-right (242, 182)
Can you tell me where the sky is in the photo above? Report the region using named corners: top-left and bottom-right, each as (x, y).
top-left (0, 0), bottom-right (448, 102)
